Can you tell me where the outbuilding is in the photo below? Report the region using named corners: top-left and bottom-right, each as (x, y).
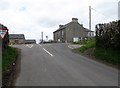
top-left (9, 34), bottom-right (25, 45)
top-left (25, 40), bottom-right (36, 44)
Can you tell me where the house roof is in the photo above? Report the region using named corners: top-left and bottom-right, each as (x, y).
top-left (53, 26), bottom-right (66, 33)
top-left (9, 34), bottom-right (25, 39)
top-left (53, 18), bottom-right (94, 33)
top-left (84, 28), bottom-right (94, 32)
top-left (53, 21), bottom-right (74, 33)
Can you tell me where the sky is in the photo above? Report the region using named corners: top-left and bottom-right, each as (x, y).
top-left (0, 0), bottom-right (119, 43)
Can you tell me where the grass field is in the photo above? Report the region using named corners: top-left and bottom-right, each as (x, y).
top-left (2, 46), bottom-right (17, 72)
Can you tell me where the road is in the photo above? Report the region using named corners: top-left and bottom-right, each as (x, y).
top-left (12, 43), bottom-right (118, 86)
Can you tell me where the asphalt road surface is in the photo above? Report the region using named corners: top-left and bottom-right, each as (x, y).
top-left (12, 43), bottom-right (118, 86)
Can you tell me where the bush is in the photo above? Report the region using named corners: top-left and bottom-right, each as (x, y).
top-left (96, 20), bottom-right (120, 50)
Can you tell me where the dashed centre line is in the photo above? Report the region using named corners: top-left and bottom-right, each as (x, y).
top-left (43, 48), bottom-right (53, 57)
top-left (39, 44), bottom-right (42, 46)
top-left (39, 44), bottom-right (53, 57)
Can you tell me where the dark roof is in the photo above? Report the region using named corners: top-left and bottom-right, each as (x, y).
top-left (53, 21), bottom-right (74, 33)
top-left (9, 34), bottom-right (25, 39)
top-left (53, 22), bottom-right (86, 33)
top-left (84, 28), bottom-right (94, 32)
top-left (53, 26), bottom-right (66, 33)
top-left (53, 18), bottom-right (94, 33)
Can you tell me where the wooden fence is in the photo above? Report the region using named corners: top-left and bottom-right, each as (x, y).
top-left (95, 20), bottom-right (120, 50)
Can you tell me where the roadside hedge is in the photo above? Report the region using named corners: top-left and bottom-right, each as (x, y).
top-left (95, 20), bottom-right (120, 50)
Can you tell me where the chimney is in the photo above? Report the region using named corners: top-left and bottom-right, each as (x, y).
top-left (72, 18), bottom-right (78, 22)
top-left (80, 24), bottom-right (83, 27)
top-left (59, 25), bottom-right (64, 28)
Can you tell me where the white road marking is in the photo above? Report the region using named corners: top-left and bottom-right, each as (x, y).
top-left (39, 44), bottom-right (42, 46)
top-left (68, 45), bottom-right (83, 49)
top-left (26, 44), bottom-right (33, 48)
top-left (68, 45), bottom-right (74, 49)
top-left (43, 48), bottom-right (53, 56)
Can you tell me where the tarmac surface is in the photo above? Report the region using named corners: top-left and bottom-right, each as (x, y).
top-left (12, 43), bottom-right (118, 86)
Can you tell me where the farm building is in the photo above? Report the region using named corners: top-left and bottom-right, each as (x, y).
top-left (25, 40), bottom-right (36, 44)
top-left (9, 34), bottom-right (25, 45)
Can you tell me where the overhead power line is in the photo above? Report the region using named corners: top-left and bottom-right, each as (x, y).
top-left (91, 7), bottom-right (115, 20)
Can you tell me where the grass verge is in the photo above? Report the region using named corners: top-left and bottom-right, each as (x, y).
top-left (94, 48), bottom-right (119, 65)
top-left (79, 38), bottom-right (95, 53)
top-left (76, 38), bottom-right (119, 66)
top-left (2, 46), bottom-right (17, 72)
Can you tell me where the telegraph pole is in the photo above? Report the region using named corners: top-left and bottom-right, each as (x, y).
top-left (89, 6), bottom-right (91, 36)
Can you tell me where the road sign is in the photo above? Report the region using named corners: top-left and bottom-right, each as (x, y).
top-left (0, 29), bottom-right (7, 39)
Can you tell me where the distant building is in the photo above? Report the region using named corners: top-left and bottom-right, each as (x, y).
top-left (118, 1), bottom-right (120, 20)
top-left (25, 40), bottom-right (36, 44)
top-left (9, 34), bottom-right (25, 45)
top-left (53, 18), bottom-right (94, 43)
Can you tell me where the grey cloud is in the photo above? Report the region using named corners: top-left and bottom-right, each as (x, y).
top-left (37, 18), bottom-right (64, 28)
top-left (0, 0), bottom-right (118, 42)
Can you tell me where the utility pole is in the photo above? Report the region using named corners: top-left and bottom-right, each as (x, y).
top-left (89, 6), bottom-right (91, 36)
top-left (41, 32), bottom-right (43, 44)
